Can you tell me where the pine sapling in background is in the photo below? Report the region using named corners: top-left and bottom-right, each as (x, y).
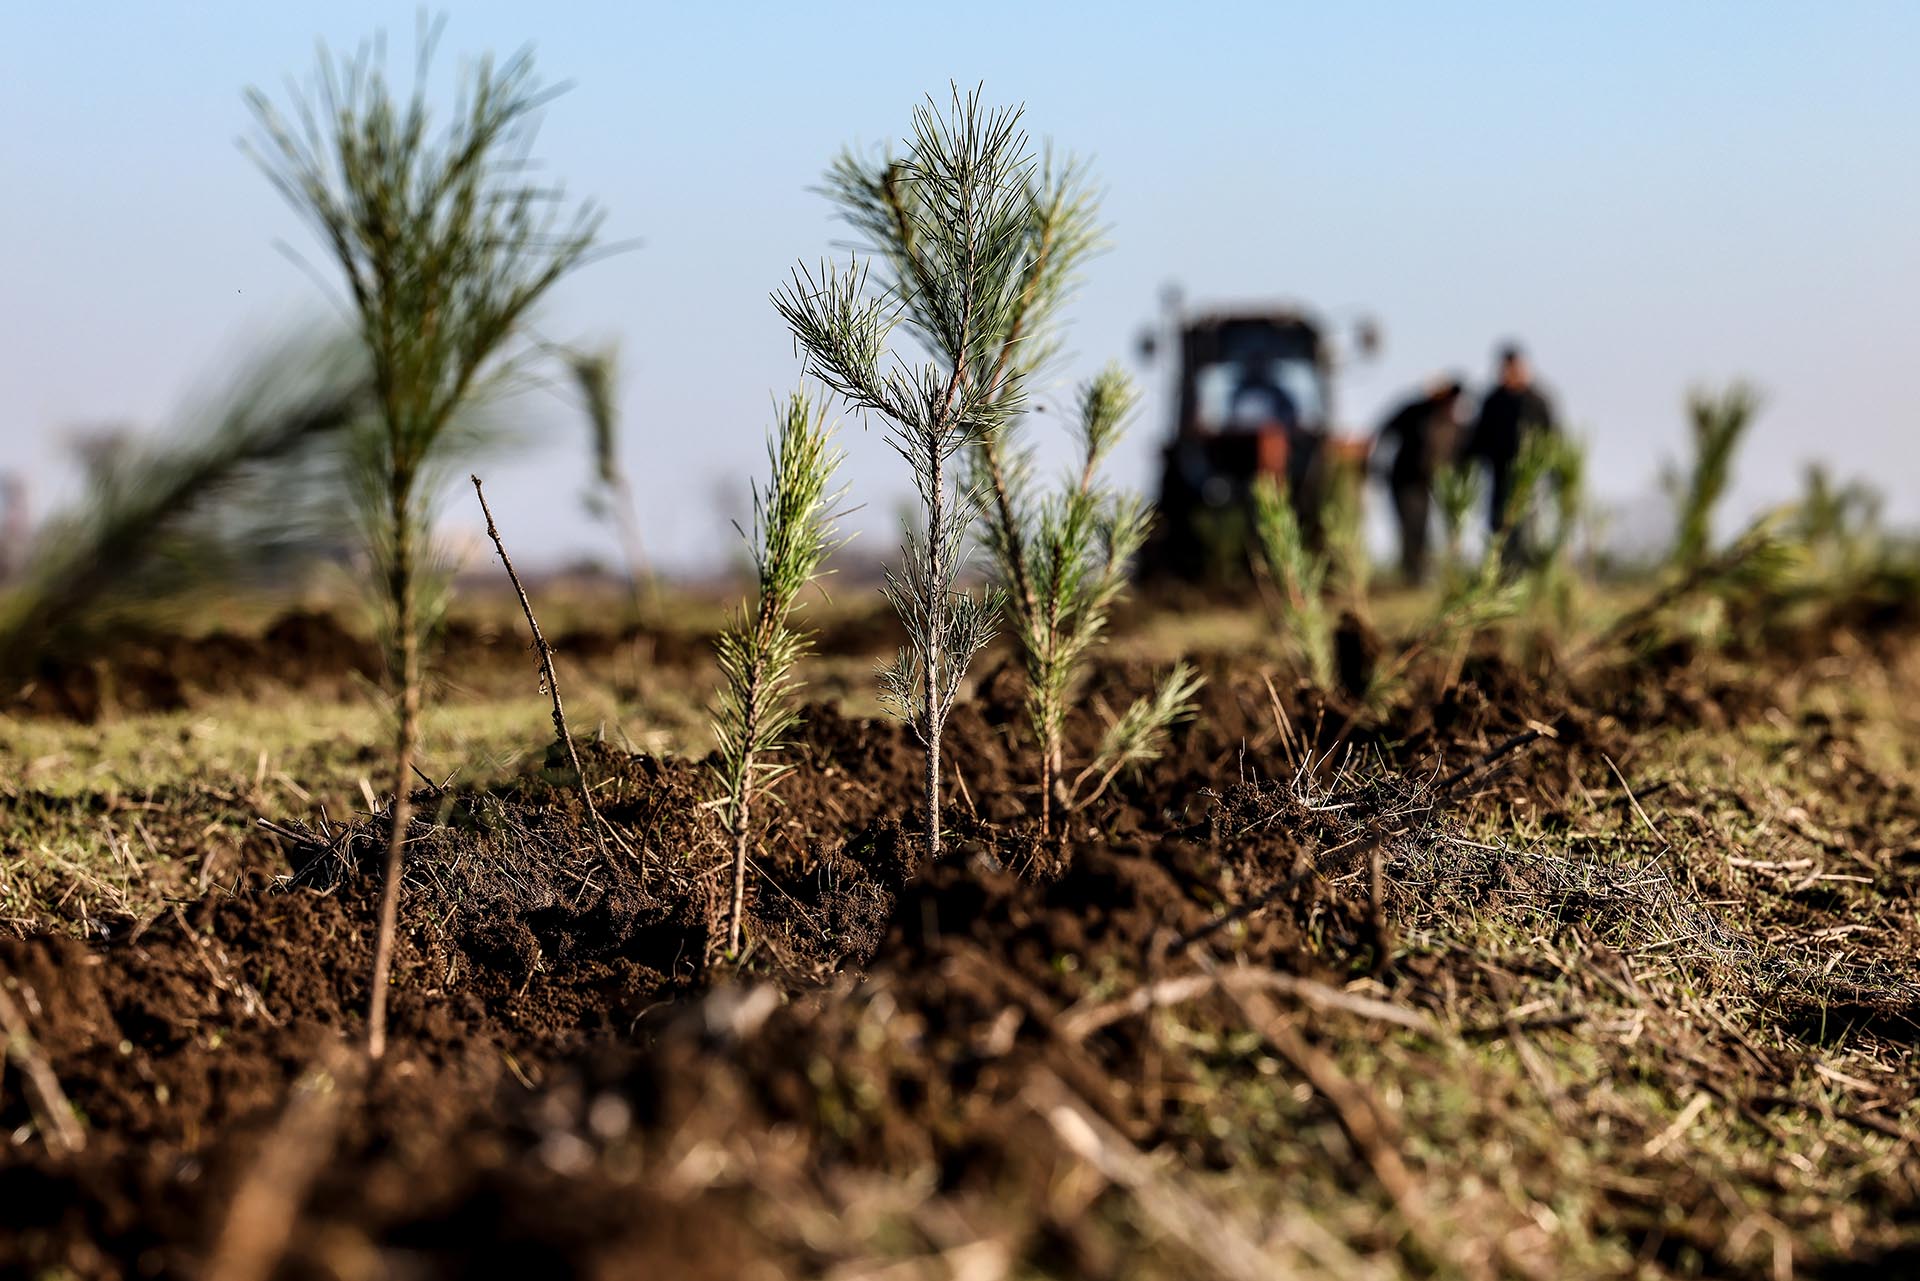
top-left (1432, 459), bottom-right (1484, 578)
top-left (1252, 474), bottom-right (1334, 687)
top-left (1519, 430), bottom-right (1588, 627)
top-left (1668, 382), bottom-right (1760, 571)
top-left (1411, 432), bottom-right (1579, 676)
top-left (711, 394), bottom-right (843, 957)
top-left (1014, 367), bottom-right (1203, 829)
top-left (775, 87), bottom-right (1025, 861)
top-left (249, 24), bottom-right (603, 1059)
top-left (1320, 464), bottom-right (1372, 611)
top-left (1793, 463), bottom-right (1886, 585)
top-left (567, 346), bottom-right (653, 613)
top-left (0, 335), bottom-right (369, 682)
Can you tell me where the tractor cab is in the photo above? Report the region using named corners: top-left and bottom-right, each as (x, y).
top-left (1141, 306), bottom-right (1369, 581)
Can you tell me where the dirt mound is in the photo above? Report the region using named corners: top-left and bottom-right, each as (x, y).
top-left (10, 609), bottom-right (378, 720)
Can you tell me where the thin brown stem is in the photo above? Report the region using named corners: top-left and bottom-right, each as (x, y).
top-left (728, 794), bottom-right (752, 957)
top-left (924, 438), bottom-right (945, 862)
top-left (366, 480), bottom-right (416, 1063)
top-left (1039, 748), bottom-right (1053, 835)
top-left (470, 476), bottom-right (611, 870)
top-left (725, 647), bottom-right (767, 956)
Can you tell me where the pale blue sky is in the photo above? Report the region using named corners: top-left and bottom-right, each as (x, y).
top-left (4, 2), bottom-right (1916, 570)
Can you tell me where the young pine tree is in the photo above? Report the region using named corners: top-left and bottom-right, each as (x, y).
top-left (1669, 382), bottom-right (1760, 570)
top-left (567, 346), bottom-right (653, 611)
top-left (823, 106), bottom-right (1194, 831)
top-left (775, 88), bottom-right (1027, 862)
top-left (711, 394), bottom-right (843, 957)
top-left (1252, 474), bottom-right (1334, 687)
top-left (822, 140), bottom-right (1100, 630)
top-left (1413, 433), bottom-right (1581, 666)
top-left (1015, 367), bottom-right (1201, 829)
top-left (249, 27), bottom-right (602, 1059)
top-left (1432, 460), bottom-right (1484, 580)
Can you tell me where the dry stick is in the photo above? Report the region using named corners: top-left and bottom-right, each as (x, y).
top-left (1056, 965), bottom-right (1439, 1043)
top-left (470, 476), bottom-right (616, 869)
top-left (1251, 1004), bottom-right (1477, 1279)
top-left (1208, 966), bottom-right (1486, 1281)
top-left (205, 1041), bottom-right (363, 1281)
top-left (0, 975), bottom-right (84, 1155)
top-left (1025, 1072), bottom-right (1314, 1281)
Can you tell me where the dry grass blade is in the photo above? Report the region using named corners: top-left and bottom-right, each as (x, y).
top-left (1642, 1091), bottom-right (1713, 1158)
top-left (1057, 965), bottom-right (1439, 1043)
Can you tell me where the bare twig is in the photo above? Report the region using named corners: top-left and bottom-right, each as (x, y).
top-left (1604, 754), bottom-right (1667, 844)
top-left (1642, 1091), bottom-right (1713, 1158)
top-left (471, 475), bottom-right (615, 866)
top-left (1057, 965), bottom-right (1438, 1043)
top-left (1208, 969), bottom-right (1488, 1281)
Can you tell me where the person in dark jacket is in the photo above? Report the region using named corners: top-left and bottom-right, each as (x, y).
top-left (1468, 343), bottom-right (1556, 541)
top-left (1373, 376), bottom-right (1465, 583)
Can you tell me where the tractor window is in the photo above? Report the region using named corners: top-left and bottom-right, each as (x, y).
top-left (1193, 357), bottom-right (1324, 432)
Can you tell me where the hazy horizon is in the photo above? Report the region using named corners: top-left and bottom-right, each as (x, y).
top-left (5, 2), bottom-right (1916, 574)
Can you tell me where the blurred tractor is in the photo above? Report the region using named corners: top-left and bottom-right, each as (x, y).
top-left (1138, 303), bottom-right (1376, 582)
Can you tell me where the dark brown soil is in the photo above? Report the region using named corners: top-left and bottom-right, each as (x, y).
top-left (6, 602), bottom-right (914, 723)
top-left (10, 611), bottom-right (380, 720)
top-left (4, 603), bottom-right (1918, 1278)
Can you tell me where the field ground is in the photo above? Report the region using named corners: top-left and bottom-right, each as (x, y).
top-left (2, 579), bottom-right (1918, 1279)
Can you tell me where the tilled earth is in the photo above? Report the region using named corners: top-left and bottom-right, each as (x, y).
top-left (3, 603), bottom-right (1919, 1279)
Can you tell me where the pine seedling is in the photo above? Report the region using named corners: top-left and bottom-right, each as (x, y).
top-left (823, 140), bottom-right (1101, 629)
top-left (0, 335), bottom-right (369, 681)
top-left (1668, 382), bottom-right (1760, 570)
top-left (1579, 510), bottom-right (1802, 660)
top-left (1008, 367), bottom-right (1202, 828)
top-left (1510, 430), bottom-right (1587, 625)
top-left (566, 346), bottom-right (652, 610)
top-left (1793, 463), bottom-right (1885, 586)
top-left (711, 394), bottom-right (844, 957)
top-left (1252, 474), bottom-right (1334, 686)
top-left (775, 87), bottom-right (1029, 862)
top-left (1433, 460), bottom-right (1484, 576)
top-left (1383, 443), bottom-right (1581, 696)
top-left (1065, 660), bottom-right (1206, 811)
top-left (1321, 463), bottom-right (1371, 607)
top-left (249, 24), bottom-right (603, 1060)
top-left (823, 118), bottom-right (1194, 832)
